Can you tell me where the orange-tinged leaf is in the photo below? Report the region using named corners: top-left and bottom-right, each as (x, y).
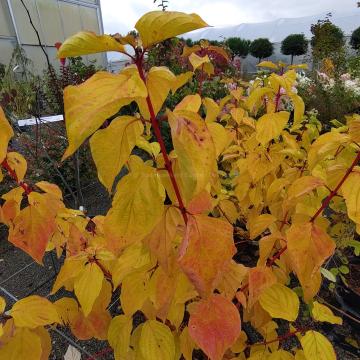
top-left (62, 70), bottom-right (147, 159)
top-left (144, 206), bottom-right (183, 271)
top-left (108, 315), bottom-right (133, 359)
top-left (90, 116), bottom-right (144, 191)
top-left (139, 319), bottom-right (176, 360)
top-left (8, 193), bottom-right (60, 263)
top-left (287, 223), bottom-right (335, 301)
top-left (189, 294), bottom-right (241, 360)
top-left (10, 295), bottom-right (60, 328)
top-left (311, 301), bottom-right (342, 325)
top-left (168, 110), bottom-right (216, 204)
top-left (0, 106), bottom-right (14, 163)
top-left (259, 283), bottom-right (299, 321)
top-left (135, 11), bottom-right (208, 48)
top-left (0, 328), bottom-right (42, 360)
top-left (104, 158), bottom-right (165, 251)
top-left (287, 176), bottom-right (325, 200)
top-left (256, 112), bottom-right (290, 146)
top-left (178, 214), bottom-right (235, 297)
top-left (6, 152), bottom-right (27, 182)
top-left (248, 266), bottom-right (277, 308)
top-left (300, 331), bottom-right (336, 360)
top-left (189, 53), bottom-right (211, 71)
top-left (58, 31), bottom-right (126, 58)
top-left (34, 327), bottom-right (51, 360)
top-left (74, 262), bottom-right (104, 316)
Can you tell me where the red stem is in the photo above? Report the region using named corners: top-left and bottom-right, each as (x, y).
top-left (1, 159), bottom-right (32, 195)
top-left (135, 56), bottom-right (188, 224)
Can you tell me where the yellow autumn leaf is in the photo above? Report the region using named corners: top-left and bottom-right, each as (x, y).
top-left (168, 110), bottom-right (216, 204)
top-left (287, 176), bottom-right (325, 200)
top-left (189, 53), bottom-right (211, 71)
top-left (74, 263), bottom-right (104, 316)
top-left (90, 116), bottom-right (144, 191)
top-left (10, 295), bottom-right (60, 328)
top-left (259, 283), bottom-right (300, 321)
top-left (108, 315), bottom-right (133, 359)
top-left (112, 243), bottom-right (151, 288)
top-left (207, 122), bottom-right (229, 157)
top-left (35, 181), bottom-right (63, 199)
top-left (341, 169), bottom-right (360, 225)
top-left (104, 157), bottom-right (165, 251)
top-left (58, 31), bottom-right (126, 58)
top-left (138, 66), bottom-right (176, 119)
top-left (175, 94), bottom-right (202, 113)
top-left (0, 296), bottom-right (6, 313)
top-left (62, 70), bottom-right (147, 159)
top-left (203, 97), bottom-right (220, 123)
top-left (180, 327), bottom-right (196, 360)
top-left (171, 71), bottom-right (194, 93)
top-left (51, 256), bottom-right (87, 294)
top-left (289, 94), bottom-right (305, 123)
top-left (246, 87), bottom-right (274, 112)
top-left (0, 107), bottom-right (14, 163)
top-left (311, 301), bottom-right (343, 325)
top-left (6, 152), bottom-right (27, 182)
top-left (139, 320), bottom-right (176, 360)
top-left (348, 114), bottom-right (360, 142)
top-left (135, 11), bottom-right (208, 48)
top-left (300, 331), bottom-right (336, 360)
top-left (248, 213), bottom-right (277, 239)
top-left (0, 328), bottom-right (42, 360)
top-left (268, 350), bottom-right (295, 360)
top-left (257, 61), bottom-right (279, 70)
top-left (256, 111), bottom-right (290, 146)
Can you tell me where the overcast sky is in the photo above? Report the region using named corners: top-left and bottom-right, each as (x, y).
top-left (100, 0), bottom-right (358, 34)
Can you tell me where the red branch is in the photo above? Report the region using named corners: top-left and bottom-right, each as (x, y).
top-left (1, 159), bottom-right (32, 195)
top-left (135, 55), bottom-right (188, 224)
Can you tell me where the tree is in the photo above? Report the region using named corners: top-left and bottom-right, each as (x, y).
top-left (281, 34), bottom-right (308, 64)
top-left (350, 26), bottom-right (360, 51)
top-left (310, 18), bottom-right (345, 66)
top-left (249, 38), bottom-right (274, 63)
top-left (226, 37), bottom-right (251, 59)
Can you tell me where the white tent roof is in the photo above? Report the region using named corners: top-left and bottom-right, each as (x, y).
top-left (186, 9), bottom-right (360, 42)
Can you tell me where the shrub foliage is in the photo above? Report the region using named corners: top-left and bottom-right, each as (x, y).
top-left (0, 10), bottom-right (359, 360)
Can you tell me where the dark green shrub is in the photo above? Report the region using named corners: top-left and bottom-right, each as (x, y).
top-left (281, 34), bottom-right (308, 64)
top-left (350, 26), bottom-right (360, 51)
top-left (249, 38), bottom-right (274, 62)
top-left (226, 37), bottom-right (251, 59)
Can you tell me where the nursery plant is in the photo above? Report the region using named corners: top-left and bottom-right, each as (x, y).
top-left (1, 10), bottom-right (360, 360)
top-left (281, 34), bottom-right (308, 64)
top-left (249, 38), bottom-right (274, 63)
